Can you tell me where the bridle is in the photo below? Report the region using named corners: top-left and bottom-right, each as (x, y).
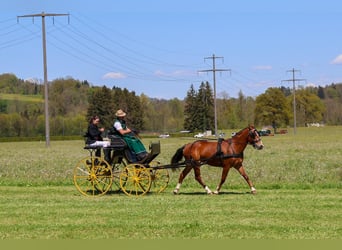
top-left (248, 128), bottom-right (262, 147)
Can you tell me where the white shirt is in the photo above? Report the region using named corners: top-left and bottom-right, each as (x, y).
top-left (113, 120), bottom-right (123, 131)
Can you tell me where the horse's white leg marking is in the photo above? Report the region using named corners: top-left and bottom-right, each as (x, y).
top-left (213, 186), bottom-right (220, 195)
top-left (251, 186), bottom-right (257, 194)
top-left (204, 185), bottom-right (212, 194)
top-left (173, 183), bottom-right (181, 194)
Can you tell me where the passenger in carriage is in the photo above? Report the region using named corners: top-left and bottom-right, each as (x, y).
top-left (86, 115), bottom-right (111, 162)
top-left (112, 109), bottom-right (149, 162)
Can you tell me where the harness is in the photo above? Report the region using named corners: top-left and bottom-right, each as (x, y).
top-left (187, 138), bottom-right (243, 166)
top-left (218, 138), bottom-right (244, 159)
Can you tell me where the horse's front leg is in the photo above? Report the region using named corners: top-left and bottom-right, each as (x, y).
top-left (213, 166), bottom-right (230, 194)
top-left (236, 165), bottom-right (256, 194)
top-left (173, 165), bottom-right (192, 194)
top-left (193, 166), bottom-right (212, 194)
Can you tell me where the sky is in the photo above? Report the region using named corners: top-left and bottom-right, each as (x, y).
top-left (1, 0), bottom-right (342, 99)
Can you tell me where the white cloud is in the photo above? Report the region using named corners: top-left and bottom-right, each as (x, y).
top-left (331, 54), bottom-right (342, 64)
top-left (306, 82), bottom-right (317, 88)
top-left (25, 77), bottom-right (41, 83)
top-left (102, 72), bottom-right (126, 79)
top-left (252, 65), bottom-right (272, 70)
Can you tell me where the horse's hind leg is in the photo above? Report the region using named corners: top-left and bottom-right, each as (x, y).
top-left (214, 166), bottom-right (231, 194)
top-left (236, 165), bottom-right (256, 194)
top-left (173, 165), bottom-right (192, 194)
top-left (193, 166), bottom-right (212, 194)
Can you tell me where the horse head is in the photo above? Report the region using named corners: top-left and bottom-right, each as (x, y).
top-left (247, 125), bottom-right (264, 150)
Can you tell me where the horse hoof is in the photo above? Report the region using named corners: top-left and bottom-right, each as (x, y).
top-left (251, 190), bottom-right (257, 194)
top-left (213, 191), bottom-right (219, 195)
top-left (205, 189), bottom-right (213, 194)
top-left (173, 190), bottom-right (179, 195)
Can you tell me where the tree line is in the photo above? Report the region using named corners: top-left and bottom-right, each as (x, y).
top-left (0, 73), bottom-right (341, 138)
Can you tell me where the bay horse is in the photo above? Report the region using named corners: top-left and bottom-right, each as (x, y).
top-left (171, 125), bottom-right (263, 195)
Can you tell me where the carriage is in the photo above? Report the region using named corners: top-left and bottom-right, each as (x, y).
top-left (73, 135), bottom-right (172, 197)
top-left (73, 125), bottom-right (264, 197)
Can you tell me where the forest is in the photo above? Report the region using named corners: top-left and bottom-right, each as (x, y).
top-left (0, 73), bottom-right (341, 138)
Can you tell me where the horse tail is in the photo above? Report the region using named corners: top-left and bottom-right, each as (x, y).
top-left (171, 145), bottom-right (185, 171)
top-left (171, 145), bottom-right (185, 164)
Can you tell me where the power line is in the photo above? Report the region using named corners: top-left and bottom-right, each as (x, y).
top-left (198, 54), bottom-right (231, 136)
top-left (282, 68), bottom-right (306, 135)
top-left (50, 17), bottom-right (197, 82)
top-left (17, 12), bottom-right (69, 147)
top-left (4, 13), bottom-right (207, 92)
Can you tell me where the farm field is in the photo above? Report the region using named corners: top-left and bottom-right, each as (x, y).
top-left (0, 126), bottom-right (341, 239)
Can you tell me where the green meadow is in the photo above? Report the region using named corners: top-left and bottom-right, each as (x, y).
top-left (0, 93), bottom-right (43, 103)
top-left (0, 126), bottom-right (341, 239)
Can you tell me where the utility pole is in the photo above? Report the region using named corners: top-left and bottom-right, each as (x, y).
top-left (282, 68), bottom-right (306, 135)
top-left (17, 12), bottom-right (69, 147)
top-left (198, 54), bottom-right (231, 137)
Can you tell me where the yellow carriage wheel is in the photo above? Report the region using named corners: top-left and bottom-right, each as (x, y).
top-left (119, 164), bottom-right (151, 196)
top-left (149, 161), bottom-right (170, 193)
top-left (73, 156), bottom-right (112, 197)
top-left (111, 155), bottom-right (128, 191)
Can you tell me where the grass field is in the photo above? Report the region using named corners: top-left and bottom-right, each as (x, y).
top-left (0, 126), bottom-right (341, 239)
top-left (0, 93), bottom-right (43, 103)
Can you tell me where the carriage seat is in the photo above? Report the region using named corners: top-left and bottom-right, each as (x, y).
top-left (107, 134), bottom-right (128, 150)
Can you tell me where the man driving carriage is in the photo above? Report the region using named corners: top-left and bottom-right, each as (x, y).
top-left (110, 109), bottom-right (149, 162)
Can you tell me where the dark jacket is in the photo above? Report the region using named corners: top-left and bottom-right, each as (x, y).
top-left (86, 123), bottom-right (103, 144)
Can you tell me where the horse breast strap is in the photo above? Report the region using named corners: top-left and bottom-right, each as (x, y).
top-left (220, 138), bottom-right (244, 159)
top-left (216, 138), bottom-right (224, 157)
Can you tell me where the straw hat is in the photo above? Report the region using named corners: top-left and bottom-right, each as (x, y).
top-left (115, 109), bottom-right (126, 117)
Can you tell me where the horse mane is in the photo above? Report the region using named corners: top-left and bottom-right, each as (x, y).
top-left (231, 125), bottom-right (255, 138)
top-left (232, 126), bottom-right (247, 137)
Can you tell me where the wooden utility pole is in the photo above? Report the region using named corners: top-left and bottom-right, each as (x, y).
top-left (282, 68), bottom-right (306, 135)
top-left (198, 54), bottom-right (231, 136)
top-left (17, 12), bottom-right (69, 147)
